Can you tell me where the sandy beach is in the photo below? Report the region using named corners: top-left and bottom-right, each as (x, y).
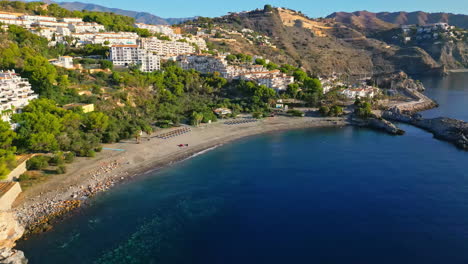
top-left (12, 115), bottom-right (348, 231)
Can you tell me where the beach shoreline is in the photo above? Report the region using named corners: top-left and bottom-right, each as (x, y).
top-left (13, 115), bottom-right (348, 234)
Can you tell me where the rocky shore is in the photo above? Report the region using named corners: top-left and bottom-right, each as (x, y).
top-left (0, 212), bottom-right (27, 264)
top-left (353, 117), bottom-right (405, 135)
top-left (383, 107), bottom-right (468, 150)
top-left (16, 160), bottom-right (127, 234)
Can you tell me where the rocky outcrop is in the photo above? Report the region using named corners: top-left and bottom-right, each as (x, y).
top-left (413, 118), bottom-right (468, 150)
top-left (352, 116), bottom-right (405, 135)
top-left (420, 42), bottom-right (468, 70)
top-left (368, 117), bottom-right (405, 135)
top-left (373, 71), bottom-right (426, 91)
top-left (383, 108), bottom-right (468, 150)
top-left (0, 250), bottom-right (26, 264)
top-left (0, 212), bottom-right (27, 264)
top-left (375, 72), bottom-right (438, 113)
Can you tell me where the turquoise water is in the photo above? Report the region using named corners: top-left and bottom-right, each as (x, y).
top-left (17, 73), bottom-right (468, 264)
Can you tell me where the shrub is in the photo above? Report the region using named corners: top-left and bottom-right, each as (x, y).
top-left (329, 105), bottom-right (343, 117)
top-left (287, 109), bottom-right (305, 117)
top-left (18, 173), bottom-right (30, 182)
top-left (86, 150), bottom-right (96, 158)
top-left (56, 165), bottom-right (67, 174)
top-left (26, 156), bottom-right (50, 170)
top-left (49, 153), bottom-right (65, 166)
top-left (64, 152), bottom-right (75, 163)
top-left (252, 112), bottom-right (263, 119)
top-left (319, 106), bottom-right (330, 116)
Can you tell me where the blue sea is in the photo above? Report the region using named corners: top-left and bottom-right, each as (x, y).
top-left (17, 73), bottom-right (468, 264)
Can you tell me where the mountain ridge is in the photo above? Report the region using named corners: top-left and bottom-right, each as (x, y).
top-left (57, 1), bottom-right (193, 25)
top-left (327, 11), bottom-right (468, 29)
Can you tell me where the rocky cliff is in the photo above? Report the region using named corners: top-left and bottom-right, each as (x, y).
top-left (420, 42), bottom-right (468, 69)
top-left (0, 212), bottom-right (27, 264)
top-left (205, 8), bottom-right (444, 76)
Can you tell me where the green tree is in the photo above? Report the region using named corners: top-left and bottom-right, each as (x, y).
top-left (190, 111), bottom-right (203, 126)
top-left (84, 112), bottom-right (109, 134)
top-left (0, 121), bottom-right (16, 149)
top-left (286, 83), bottom-right (300, 98)
top-left (100, 60), bottom-right (113, 70)
top-left (23, 56), bottom-right (58, 96)
top-left (29, 132), bottom-right (59, 152)
top-left (264, 4), bottom-right (274, 12)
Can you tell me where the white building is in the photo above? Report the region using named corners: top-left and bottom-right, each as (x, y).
top-left (21, 15), bottom-right (57, 23)
top-left (340, 87), bottom-right (379, 99)
top-left (60, 17), bottom-right (83, 23)
top-left (72, 32), bottom-right (138, 46)
top-left (0, 18), bottom-right (30, 28)
top-left (177, 55), bottom-right (230, 77)
top-left (176, 36), bottom-right (207, 50)
top-left (69, 22), bottom-right (105, 33)
top-left (0, 12), bottom-right (19, 19)
top-left (32, 20), bottom-right (68, 28)
top-left (0, 70), bottom-right (38, 122)
top-left (178, 55), bottom-right (294, 91)
top-left (240, 70), bottom-right (294, 91)
top-left (50, 56), bottom-right (75, 69)
top-left (134, 23), bottom-right (175, 35)
top-left (31, 27), bottom-right (57, 41)
top-left (57, 26), bottom-right (72, 37)
top-left (93, 32), bottom-right (138, 46)
top-left (140, 37), bottom-right (195, 56)
top-left (110, 45), bottom-right (160, 72)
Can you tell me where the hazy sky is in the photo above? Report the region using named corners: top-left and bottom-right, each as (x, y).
top-left (60, 0), bottom-right (468, 18)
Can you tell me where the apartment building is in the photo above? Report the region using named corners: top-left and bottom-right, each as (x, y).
top-left (140, 37), bottom-right (195, 56)
top-left (134, 23), bottom-right (175, 35)
top-left (172, 35), bottom-right (208, 50)
top-left (69, 22), bottom-right (105, 33)
top-left (72, 32), bottom-right (138, 46)
top-left (21, 15), bottom-right (57, 23)
top-left (0, 70), bottom-right (38, 122)
top-left (0, 17), bottom-right (30, 28)
top-left (60, 17), bottom-right (83, 23)
top-left (110, 45), bottom-right (160, 72)
top-left (0, 11), bottom-right (19, 19)
top-left (177, 55), bottom-right (230, 77)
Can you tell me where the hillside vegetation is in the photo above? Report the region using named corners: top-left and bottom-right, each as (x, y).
top-left (192, 7), bottom-right (448, 76)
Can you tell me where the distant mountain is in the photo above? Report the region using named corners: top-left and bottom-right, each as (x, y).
top-left (57, 1), bottom-right (193, 25)
top-left (328, 11), bottom-right (468, 30)
top-left (326, 11), bottom-right (397, 31)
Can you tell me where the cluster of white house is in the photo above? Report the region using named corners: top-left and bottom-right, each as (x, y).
top-left (0, 70), bottom-right (37, 123)
top-left (401, 23), bottom-right (457, 42)
top-left (134, 23), bottom-right (175, 35)
top-left (176, 55), bottom-right (294, 91)
top-left (0, 11), bottom-right (208, 50)
top-left (319, 74), bottom-right (379, 99)
top-left (135, 23), bottom-right (208, 50)
top-left (340, 87), bottom-right (379, 99)
top-left (0, 11), bottom-right (105, 38)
